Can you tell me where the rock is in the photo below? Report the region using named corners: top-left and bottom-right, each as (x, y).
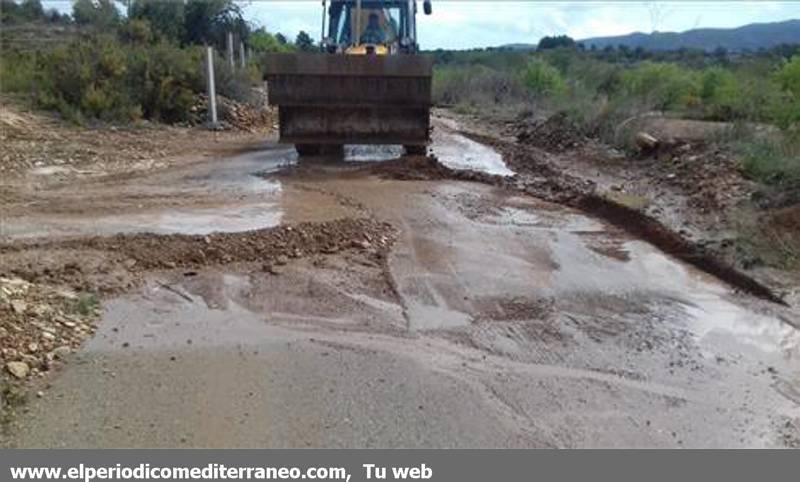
top-left (51, 346), bottom-right (72, 360)
top-left (264, 264), bottom-right (284, 276)
top-left (635, 132), bottom-right (659, 151)
top-left (10, 300), bottom-right (27, 314)
top-left (6, 361), bottom-right (30, 379)
top-left (123, 259), bottom-right (138, 269)
top-left (275, 255), bottom-right (290, 266)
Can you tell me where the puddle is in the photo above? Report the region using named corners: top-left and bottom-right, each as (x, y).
top-left (683, 292), bottom-right (800, 359)
top-left (88, 274), bottom-right (267, 351)
top-left (4, 199), bottom-right (284, 239)
top-left (431, 130), bottom-right (514, 177)
top-left (345, 145), bottom-right (405, 162)
top-left (550, 234), bottom-right (800, 361)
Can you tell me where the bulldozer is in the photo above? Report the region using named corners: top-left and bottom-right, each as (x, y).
top-left (263, 0), bottom-right (434, 156)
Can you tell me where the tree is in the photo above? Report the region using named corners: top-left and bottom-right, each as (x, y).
top-left (521, 58), bottom-right (566, 96)
top-left (19, 0), bottom-right (44, 20)
top-left (295, 30), bottom-right (315, 52)
top-left (182, 0), bottom-right (248, 49)
top-left (131, 0), bottom-right (185, 43)
top-left (537, 35), bottom-right (575, 50)
top-left (275, 33), bottom-right (288, 45)
top-left (250, 27), bottom-right (294, 53)
top-left (73, 0), bottom-right (120, 29)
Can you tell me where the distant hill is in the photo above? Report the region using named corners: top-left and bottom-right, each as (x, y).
top-left (580, 19), bottom-right (800, 52)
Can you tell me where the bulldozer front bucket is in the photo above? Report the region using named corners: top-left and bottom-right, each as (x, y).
top-left (263, 54), bottom-right (433, 147)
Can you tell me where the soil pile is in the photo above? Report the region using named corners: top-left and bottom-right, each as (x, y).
top-left (644, 141), bottom-right (751, 213)
top-left (516, 112), bottom-right (587, 152)
top-left (0, 218), bottom-right (397, 294)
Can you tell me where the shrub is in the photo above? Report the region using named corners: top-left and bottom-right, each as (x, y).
top-left (36, 35), bottom-right (135, 121)
top-left (127, 42), bottom-right (203, 122)
top-left (775, 56), bottom-right (800, 128)
top-left (433, 64), bottom-right (529, 111)
top-left (521, 58), bottom-right (566, 97)
top-left (0, 51), bottom-right (37, 93)
top-left (700, 67), bottom-right (741, 120)
top-left (620, 62), bottom-right (700, 111)
top-left (34, 35), bottom-right (203, 123)
top-left (737, 131), bottom-right (800, 186)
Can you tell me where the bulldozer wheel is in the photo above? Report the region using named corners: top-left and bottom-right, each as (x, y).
top-left (295, 144), bottom-right (322, 156)
top-left (320, 145), bottom-right (345, 157)
top-left (404, 145), bottom-right (427, 155)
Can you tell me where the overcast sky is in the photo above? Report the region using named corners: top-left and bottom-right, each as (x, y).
top-left (245, 1), bottom-right (800, 49)
top-left (43, 1), bottom-right (800, 50)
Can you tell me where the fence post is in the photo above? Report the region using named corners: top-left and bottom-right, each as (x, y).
top-left (239, 41), bottom-right (246, 69)
top-left (205, 47), bottom-right (218, 128)
top-left (227, 32), bottom-right (235, 69)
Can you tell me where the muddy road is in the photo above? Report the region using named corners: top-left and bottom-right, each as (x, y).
top-left (2, 121), bottom-right (800, 448)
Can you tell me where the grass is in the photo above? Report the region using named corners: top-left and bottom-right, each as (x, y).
top-left (736, 133), bottom-right (800, 186)
top-left (75, 294), bottom-right (100, 317)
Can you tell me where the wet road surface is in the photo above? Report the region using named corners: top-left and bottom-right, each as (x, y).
top-left (5, 124), bottom-right (800, 448)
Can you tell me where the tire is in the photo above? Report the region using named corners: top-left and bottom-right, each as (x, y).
top-left (295, 144), bottom-right (321, 156)
top-left (404, 145), bottom-right (427, 155)
top-left (321, 144), bottom-right (345, 157)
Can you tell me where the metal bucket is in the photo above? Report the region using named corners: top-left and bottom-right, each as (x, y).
top-left (264, 54), bottom-right (433, 146)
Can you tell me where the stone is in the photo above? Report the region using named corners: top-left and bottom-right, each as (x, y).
top-left (10, 300), bottom-right (27, 314)
top-left (52, 346), bottom-right (72, 360)
top-left (635, 132), bottom-right (659, 151)
top-left (6, 361), bottom-right (30, 379)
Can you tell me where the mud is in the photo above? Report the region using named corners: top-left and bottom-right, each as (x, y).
top-left (367, 142), bottom-right (786, 305)
top-left (0, 218), bottom-right (394, 295)
top-left (3, 118), bottom-right (800, 448)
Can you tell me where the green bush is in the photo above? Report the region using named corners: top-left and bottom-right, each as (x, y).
top-left (700, 67), bottom-right (742, 120)
top-left (127, 42), bottom-right (203, 122)
top-left (521, 58), bottom-right (566, 97)
top-left (0, 51), bottom-right (37, 93)
top-left (34, 34), bottom-right (203, 123)
top-left (738, 134), bottom-right (800, 186)
top-left (775, 56), bottom-right (800, 128)
top-left (433, 64), bottom-right (529, 110)
top-left (620, 62), bottom-right (700, 111)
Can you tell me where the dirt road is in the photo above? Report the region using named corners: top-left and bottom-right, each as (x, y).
top-left (2, 121), bottom-right (800, 448)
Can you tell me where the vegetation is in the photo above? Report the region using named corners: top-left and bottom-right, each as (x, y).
top-left (0, 0), bottom-right (299, 124)
top-left (432, 42), bottom-right (799, 186)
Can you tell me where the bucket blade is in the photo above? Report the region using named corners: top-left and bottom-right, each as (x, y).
top-left (264, 54), bottom-right (432, 146)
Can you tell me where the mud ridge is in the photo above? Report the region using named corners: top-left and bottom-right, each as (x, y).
top-left (0, 218), bottom-right (397, 294)
top-left (371, 152), bottom-right (785, 306)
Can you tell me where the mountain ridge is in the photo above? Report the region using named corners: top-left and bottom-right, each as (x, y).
top-left (498, 19), bottom-right (800, 52)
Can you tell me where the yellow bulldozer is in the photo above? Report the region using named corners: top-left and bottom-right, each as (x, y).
top-left (263, 0), bottom-right (434, 156)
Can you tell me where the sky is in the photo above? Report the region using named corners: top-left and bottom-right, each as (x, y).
top-left (243, 0), bottom-right (800, 49)
top-left (42, 1), bottom-right (800, 50)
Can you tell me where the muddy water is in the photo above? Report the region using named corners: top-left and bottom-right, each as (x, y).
top-left (2, 145), bottom-right (295, 239)
top-left (7, 129), bottom-right (800, 448)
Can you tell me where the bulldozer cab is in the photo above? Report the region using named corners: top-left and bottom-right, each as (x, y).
top-left (327, 1), bottom-right (411, 53)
